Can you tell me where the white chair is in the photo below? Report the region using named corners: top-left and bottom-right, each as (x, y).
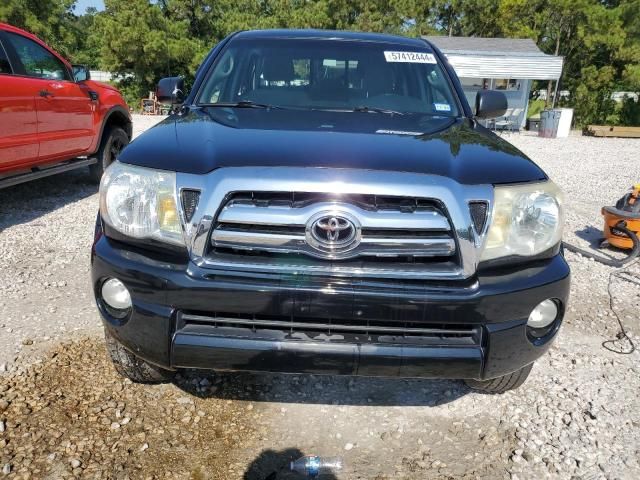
top-left (494, 108), bottom-right (523, 133)
top-left (509, 108), bottom-right (523, 132)
top-left (492, 108), bottom-right (513, 131)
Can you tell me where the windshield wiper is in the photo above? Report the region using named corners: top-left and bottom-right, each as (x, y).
top-left (201, 100), bottom-right (283, 109)
top-left (353, 106), bottom-right (405, 116)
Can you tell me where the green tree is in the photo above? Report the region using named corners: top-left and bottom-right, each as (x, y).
top-left (573, 65), bottom-right (617, 126)
top-left (619, 95), bottom-right (640, 126)
top-left (93, 0), bottom-right (202, 105)
top-left (67, 7), bottom-right (102, 68)
top-left (0, 0), bottom-right (77, 57)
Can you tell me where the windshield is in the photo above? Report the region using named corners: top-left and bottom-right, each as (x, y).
top-left (197, 37), bottom-right (460, 116)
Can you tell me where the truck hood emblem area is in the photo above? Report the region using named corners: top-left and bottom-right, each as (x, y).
top-left (305, 211), bottom-right (361, 258)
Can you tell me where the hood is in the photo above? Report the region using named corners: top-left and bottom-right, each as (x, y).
top-left (84, 79), bottom-right (121, 94)
top-left (119, 107), bottom-right (546, 185)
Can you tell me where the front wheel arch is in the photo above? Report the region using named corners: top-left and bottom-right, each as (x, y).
top-left (95, 106), bottom-right (132, 148)
top-left (88, 126), bottom-right (129, 183)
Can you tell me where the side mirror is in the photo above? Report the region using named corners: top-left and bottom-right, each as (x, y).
top-left (475, 90), bottom-right (508, 119)
top-left (156, 76), bottom-right (185, 105)
top-left (72, 65), bottom-right (90, 82)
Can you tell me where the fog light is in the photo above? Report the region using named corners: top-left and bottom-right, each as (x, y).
top-left (528, 299), bottom-right (558, 329)
top-left (101, 278), bottom-right (132, 310)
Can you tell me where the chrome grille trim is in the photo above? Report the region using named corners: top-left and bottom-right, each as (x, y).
top-left (193, 252), bottom-right (461, 279)
top-left (212, 201), bottom-right (455, 259)
top-left (176, 167), bottom-right (494, 280)
top-left (211, 228), bottom-right (455, 258)
top-left (212, 229), bottom-right (307, 251)
top-left (218, 202), bottom-right (451, 230)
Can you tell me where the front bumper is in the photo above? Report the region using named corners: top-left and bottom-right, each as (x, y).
top-left (91, 230), bottom-right (570, 380)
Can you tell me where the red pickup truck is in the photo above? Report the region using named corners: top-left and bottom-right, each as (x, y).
top-left (0, 23), bottom-right (131, 188)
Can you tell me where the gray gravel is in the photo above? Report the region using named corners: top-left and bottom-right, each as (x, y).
top-left (0, 121), bottom-right (639, 479)
top-left (502, 131), bottom-right (640, 344)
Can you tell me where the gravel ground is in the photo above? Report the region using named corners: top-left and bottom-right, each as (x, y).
top-left (1, 118), bottom-right (639, 479)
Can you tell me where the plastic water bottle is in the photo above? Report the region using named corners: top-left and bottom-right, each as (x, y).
top-left (290, 455), bottom-right (344, 478)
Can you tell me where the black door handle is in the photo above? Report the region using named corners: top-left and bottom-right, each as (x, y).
top-left (39, 90), bottom-right (52, 97)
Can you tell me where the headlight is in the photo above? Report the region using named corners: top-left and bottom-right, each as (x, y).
top-left (99, 162), bottom-right (184, 246)
top-left (481, 181), bottom-right (564, 261)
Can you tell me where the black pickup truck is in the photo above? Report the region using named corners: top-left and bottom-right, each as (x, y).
top-left (92, 29), bottom-right (569, 393)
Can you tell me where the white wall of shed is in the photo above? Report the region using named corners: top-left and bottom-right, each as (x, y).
top-left (445, 54), bottom-right (563, 81)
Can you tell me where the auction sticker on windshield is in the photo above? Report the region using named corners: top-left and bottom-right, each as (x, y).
top-left (384, 51), bottom-right (437, 64)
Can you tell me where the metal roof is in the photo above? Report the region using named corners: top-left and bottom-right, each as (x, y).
top-left (424, 36), bottom-right (545, 56)
top-left (423, 35), bottom-right (563, 81)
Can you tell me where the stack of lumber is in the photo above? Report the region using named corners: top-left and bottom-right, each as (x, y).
top-left (587, 125), bottom-right (640, 138)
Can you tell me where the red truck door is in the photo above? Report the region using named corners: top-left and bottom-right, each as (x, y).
top-left (35, 78), bottom-right (95, 161)
top-left (0, 37), bottom-right (39, 171)
top-left (3, 31), bottom-right (94, 163)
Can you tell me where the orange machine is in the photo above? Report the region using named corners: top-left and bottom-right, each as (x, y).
top-left (602, 184), bottom-right (640, 250)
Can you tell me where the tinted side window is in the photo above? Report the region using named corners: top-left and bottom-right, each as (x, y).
top-left (5, 32), bottom-right (68, 80)
top-left (0, 41), bottom-right (12, 74)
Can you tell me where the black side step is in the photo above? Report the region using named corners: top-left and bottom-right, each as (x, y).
top-left (0, 157), bottom-right (97, 190)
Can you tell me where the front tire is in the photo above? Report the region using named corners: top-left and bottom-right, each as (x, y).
top-left (464, 363), bottom-right (533, 393)
top-left (89, 127), bottom-right (129, 184)
top-left (105, 331), bottom-right (174, 383)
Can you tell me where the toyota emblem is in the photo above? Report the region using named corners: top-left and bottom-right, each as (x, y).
top-left (305, 211), bottom-right (361, 258)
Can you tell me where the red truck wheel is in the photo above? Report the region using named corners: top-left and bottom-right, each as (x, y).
top-left (89, 127), bottom-right (129, 184)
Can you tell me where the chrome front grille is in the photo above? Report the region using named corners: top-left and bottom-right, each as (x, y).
top-left (177, 167), bottom-right (494, 280)
top-left (211, 193), bottom-right (456, 260)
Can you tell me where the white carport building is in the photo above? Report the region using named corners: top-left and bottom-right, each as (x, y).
top-left (424, 36), bottom-right (564, 129)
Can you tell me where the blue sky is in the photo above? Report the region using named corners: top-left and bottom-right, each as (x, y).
top-left (74, 0), bottom-right (105, 14)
